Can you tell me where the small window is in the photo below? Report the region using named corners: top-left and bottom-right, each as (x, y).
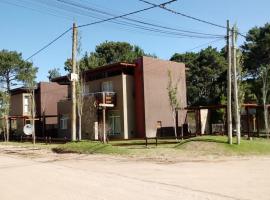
top-left (60, 115), bottom-right (69, 130)
top-left (101, 81), bottom-right (113, 92)
top-left (23, 95), bottom-right (31, 114)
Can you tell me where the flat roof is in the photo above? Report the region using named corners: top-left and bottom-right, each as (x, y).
top-left (10, 86), bottom-right (37, 95)
top-left (51, 62), bottom-right (135, 84)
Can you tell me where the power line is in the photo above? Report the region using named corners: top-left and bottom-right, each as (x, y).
top-left (139, 0), bottom-right (248, 38)
top-left (25, 0), bottom-right (178, 61)
top-left (138, 0), bottom-right (226, 29)
top-left (77, 0), bottom-right (177, 28)
top-left (26, 28), bottom-right (72, 61)
top-left (49, 0), bottom-right (221, 39)
top-left (55, 0), bottom-right (224, 38)
top-left (0, 0), bottom-right (72, 21)
top-left (185, 38), bottom-right (225, 52)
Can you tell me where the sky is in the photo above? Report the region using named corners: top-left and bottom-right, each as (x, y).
top-left (0, 0), bottom-right (269, 82)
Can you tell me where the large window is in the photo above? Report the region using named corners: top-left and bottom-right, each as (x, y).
top-left (60, 115), bottom-right (69, 130)
top-left (108, 111), bottom-right (121, 135)
top-left (101, 81), bottom-right (113, 92)
top-left (23, 95), bottom-right (31, 114)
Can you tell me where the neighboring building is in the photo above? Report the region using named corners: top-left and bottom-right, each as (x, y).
top-left (9, 82), bottom-right (68, 137)
top-left (55, 56), bottom-right (187, 140)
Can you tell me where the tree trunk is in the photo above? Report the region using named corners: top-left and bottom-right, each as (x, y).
top-left (172, 111), bottom-right (178, 141)
top-left (4, 115), bottom-right (9, 142)
top-left (263, 100), bottom-right (269, 139)
top-left (6, 116), bottom-right (9, 142)
top-left (78, 114), bottom-right (82, 141)
top-left (103, 107), bottom-right (107, 143)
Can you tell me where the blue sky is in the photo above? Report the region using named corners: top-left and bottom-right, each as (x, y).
top-left (0, 0), bottom-right (269, 82)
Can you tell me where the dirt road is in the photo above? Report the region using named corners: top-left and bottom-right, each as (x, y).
top-left (0, 145), bottom-right (269, 200)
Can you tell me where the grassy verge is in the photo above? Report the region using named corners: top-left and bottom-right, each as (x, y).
top-left (52, 141), bottom-right (129, 155)
top-left (2, 136), bottom-right (270, 157)
top-left (175, 136), bottom-right (270, 156)
top-left (0, 141), bottom-right (58, 149)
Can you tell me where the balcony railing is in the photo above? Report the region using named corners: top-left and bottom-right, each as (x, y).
top-left (84, 92), bottom-right (116, 107)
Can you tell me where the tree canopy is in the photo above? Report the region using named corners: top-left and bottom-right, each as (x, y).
top-left (48, 67), bottom-right (61, 81)
top-left (171, 47), bottom-right (227, 106)
top-left (242, 23), bottom-right (270, 78)
top-left (64, 41), bottom-right (155, 72)
top-left (0, 50), bottom-right (37, 92)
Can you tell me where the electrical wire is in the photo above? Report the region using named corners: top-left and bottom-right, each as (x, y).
top-left (0, 0), bottom-right (73, 21)
top-left (138, 0), bottom-right (226, 29)
top-left (25, 0), bottom-right (176, 60)
top-left (139, 0), bottom-right (247, 38)
top-left (54, 0), bottom-right (224, 38)
top-left (185, 38), bottom-right (225, 52)
top-left (77, 0), bottom-right (176, 28)
top-left (26, 28), bottom-right (72, 61)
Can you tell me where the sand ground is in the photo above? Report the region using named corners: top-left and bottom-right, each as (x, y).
top-left (0, 145), bottom-right (269, 200)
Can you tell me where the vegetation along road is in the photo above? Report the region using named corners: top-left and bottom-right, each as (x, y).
top-left (0, 141), bottom-right (270, 200)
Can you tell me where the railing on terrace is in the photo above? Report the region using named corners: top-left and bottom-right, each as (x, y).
top-left (84, 92), bottom-right (116, 106)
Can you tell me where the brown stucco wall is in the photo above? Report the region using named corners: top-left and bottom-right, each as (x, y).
top-left (10, 93), bottom-right (23, 116)
top-left (141, 56), bottom-right (187, 137)
top-left (57, 100), bottom-right (71, 138)
top-left (134, 58), bottom-right (146, 138)
top-left (39, 82), bottom-right (68, 124)
top-left (81, 74), bottom-right (135, 139)
top-left (125, 75), bottom-right (135, 138)
top-left (86, 75), bottom-right (125, 139)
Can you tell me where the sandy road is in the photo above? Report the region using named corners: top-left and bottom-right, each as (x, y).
top-left (0, 146), bottom-right (269, 200)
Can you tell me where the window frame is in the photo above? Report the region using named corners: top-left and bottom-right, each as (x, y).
top-left (23, 94), bottom-right (31, 115)
top-left (101, 81), bottom-right (113, 92)
top-left (60, 115), bottom-right (69, 130)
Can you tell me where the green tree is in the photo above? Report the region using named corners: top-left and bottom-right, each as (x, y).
top-left (259, 65), bottom-right (270, 138)
top-left (18, 62), bottom-right (38, 144)
top-left (64, 41), bottom-right (155, 72)
top-left (171, 47), bottom-right (227, 106)
top-left (0, 91), bottom-right (10, 141)
top-left (167, 69), bottom-right (180, 141)
top-left (0, 50), bottom-right (35, 92)
top-left (242, 23), bottom-right (270, 78)
top-left (48, 67), bottom-right (61, 81)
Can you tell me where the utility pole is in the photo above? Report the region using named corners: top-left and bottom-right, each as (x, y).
top-left (232, 26), bottom-right (241, 145)
top-left (227, 20), bottom-right (232, 145)
top-left (103, 106), bottom-right (106, 143)
top-left (71, 22), bottom-right (77, 141)
top-left (32, 88), bottom-right (36, 145)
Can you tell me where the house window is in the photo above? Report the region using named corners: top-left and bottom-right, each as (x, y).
top-left (108, 111), bottom-right (121, 135)
top-left (60, 115), bottom-right (69, 130)
top-left (101, 81), bottom-right (113, 92)
top-left (23, 95), bottom-right (31, 114)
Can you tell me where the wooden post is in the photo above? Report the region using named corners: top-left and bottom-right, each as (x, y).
top-left (224, 106), bottom-right (227, 136)
top-left (31, 89), bottom-right (36, 144)
top-left (256, 108), bottom-right (259, 137)
top-left (232, 26), bottom-right (241, 144)
top-left (199, 109), bottom-right (202, 135)
top-left (71, 22), bottom-right (77, 141)
top-left (42, 112), bottom-right (45, 138)
top-left (227, 20), bottom-right (233, 144)
top-left (175, 109), bottom-right (179, 138)
top-left (246, 107), bottom-right (250, 138)
top-left (103, 107), bottom-right (106, 143)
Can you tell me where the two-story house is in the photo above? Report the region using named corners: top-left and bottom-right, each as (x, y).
top-left (54, 56), bottom-right (187, 140)
top-left (9, 82), bottom-right (68, 137)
